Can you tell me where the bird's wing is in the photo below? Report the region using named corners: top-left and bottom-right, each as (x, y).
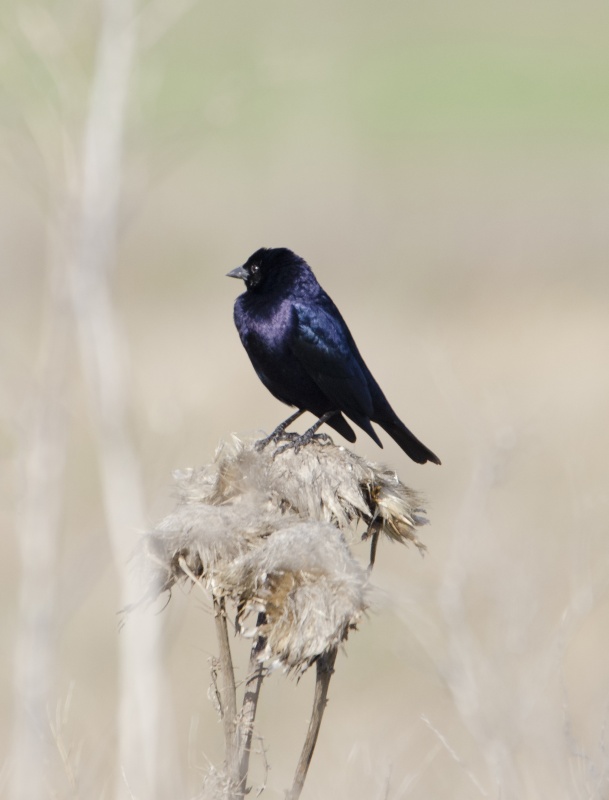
top-left (291, 301), bottom-right (374, 418)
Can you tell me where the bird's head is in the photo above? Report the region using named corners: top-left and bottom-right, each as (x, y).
top-left (227, 248), bottom-right (306, 293)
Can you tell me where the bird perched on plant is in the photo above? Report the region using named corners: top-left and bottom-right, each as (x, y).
top-left (227, 247), bottom-right (440, 465)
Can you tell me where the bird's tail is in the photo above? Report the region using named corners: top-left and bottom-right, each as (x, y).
top-left (326, 410), bottom-right (358, 443)
top-left (378, 418), bottom-right (441, 465)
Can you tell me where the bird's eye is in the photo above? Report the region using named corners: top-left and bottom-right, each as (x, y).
top-left (250, 263), bottom-right (259, 274)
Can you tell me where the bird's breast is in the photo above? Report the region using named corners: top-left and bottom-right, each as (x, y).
top-left (237, 298), bottom-right (294, 355)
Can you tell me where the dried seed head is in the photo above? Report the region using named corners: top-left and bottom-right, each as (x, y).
top-left (205, 435), bottom-right (429, 543)
top-left (129, 434), bottom-right (429, 669)
top-left (222, 521), bottom-right (367, 672)
top-left (362, 466), bottom-right (428, 552)
top-left (129, 500), bottom-right (287, 606)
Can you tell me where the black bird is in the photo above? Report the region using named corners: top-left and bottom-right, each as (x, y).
top-left (227, 247), bottom-right (440, 465)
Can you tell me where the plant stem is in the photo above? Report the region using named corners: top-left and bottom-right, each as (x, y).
top-left (236, 614), bottom-right (267, 798)
top-left (368, 529), bottom-right (380, 570)
top-left (287, 648), bottom-right (338, 800)
top-left (213, 597), bottom-right (239, 788)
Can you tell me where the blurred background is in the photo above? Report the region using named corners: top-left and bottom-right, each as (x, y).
top-left (2, 0), bottom-right (609, 797)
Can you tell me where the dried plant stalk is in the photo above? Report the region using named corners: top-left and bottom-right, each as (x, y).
top-left (286, 647), bottom-right (338, 800)
top-left (213, 597), bottom-right (239, 789)
top-left (130, 433), bottom-right (430, 797)
top-left (236, 617), bottom-right (267, 799)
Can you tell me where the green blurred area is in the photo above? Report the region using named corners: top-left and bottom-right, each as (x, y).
top-left (6, 1), bottom-right (609, 152)
top-left (133, 0), bottom-right (609, 141)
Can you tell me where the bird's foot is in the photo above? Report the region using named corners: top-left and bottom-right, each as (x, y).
top-left (310, 432), bottom-right (332, 444)
top-left (272, 437), bottom-right (304, 458)
top-left (255, 430), bottom-right (300, 452)
top-left (272, 431), bottom-right (332, 458)
top-left (272, 410), bottom-right (338, 457)
top-left (254, 409), bottom-right (305, 452)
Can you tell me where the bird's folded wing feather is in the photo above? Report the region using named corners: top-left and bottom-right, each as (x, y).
top-left (291, 302), bottom-right (374, 417)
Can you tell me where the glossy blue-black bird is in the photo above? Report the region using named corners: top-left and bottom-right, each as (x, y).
top-left (227, 247), bottom-right (441, 465)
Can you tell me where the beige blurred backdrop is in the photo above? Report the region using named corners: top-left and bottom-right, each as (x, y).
top-left (2, 0), bottom-right (609, 798)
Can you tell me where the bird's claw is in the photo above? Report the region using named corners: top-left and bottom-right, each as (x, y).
top-left (272, 436), bottom-right (305, 458)
top-left (272, 441), bottom-right (307, 458)
top-left (254, 435), bottom-right (273, 452)
top-left (255, 430), bottom-right (300, 452)
top-left (272, 441), bottom-right (296, 458)
top-left (271, 431), bottom-right (332, 459)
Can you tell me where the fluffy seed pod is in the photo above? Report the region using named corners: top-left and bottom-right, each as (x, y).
top-left (221, 521), bottom-right (367, 672)
top-left (130, 434), bottom-right (428, 671)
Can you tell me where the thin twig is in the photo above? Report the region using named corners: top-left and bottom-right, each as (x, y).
top-left (237, 614), bottom-right (267, 799)
top-left (286, 647), bottom-right (338, 800)
top-left (368, 529), bottom-right (380, 570)
top-left (213, 597), bottom-right (239, 787)
top-left (252, 733), bottom-right (270, 797)
top-left (419, 715), bottom-right (488, 796)
top-left (177, 558), bottom-right (240, 790)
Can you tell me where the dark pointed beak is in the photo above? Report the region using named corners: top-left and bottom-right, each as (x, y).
top-left (227, 265), bottom-right (248, 280)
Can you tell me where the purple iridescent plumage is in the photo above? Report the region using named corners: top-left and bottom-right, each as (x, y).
top-left (228, 247), bottom-right (440, 465)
